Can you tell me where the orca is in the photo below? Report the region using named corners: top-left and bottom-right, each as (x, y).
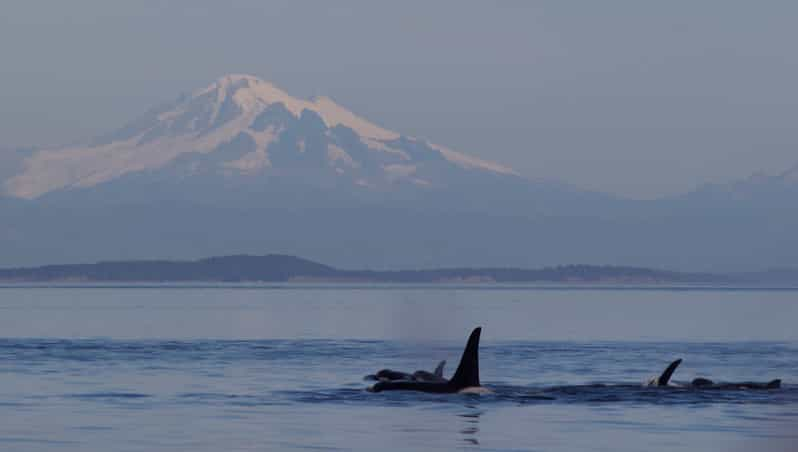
top-left (368, 327), bottom-right (482, 394)
top-left (365, 369), bottom-right (414, 382)
top-left (364, 360), bottom-right (446, 382)
top-left (647, 358), bottom-right (682, 386)
top-left (648, 358), bottom-right (781, 389)
top-left (688, 377), bottom-right (781, 390)
top-left (412, 360), bottom-right (447, 382)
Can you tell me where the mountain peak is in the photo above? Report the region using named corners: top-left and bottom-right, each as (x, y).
top-left (196, 73), bottom-right (296, 115)
top-left (3, 75), bottom-right (517, 199)
top-left (216, 73), bottom-right (261, 84)
top-left (192, 74), bottom-right (399, 141)
top-left (205, 73), bottom-right (263, 89)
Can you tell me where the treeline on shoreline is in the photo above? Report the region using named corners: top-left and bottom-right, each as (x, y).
top-left (0, 254), bottom-right (794, 285)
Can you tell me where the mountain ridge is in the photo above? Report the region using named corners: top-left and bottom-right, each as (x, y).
top-left (674, 162), bottom-right (798, 209)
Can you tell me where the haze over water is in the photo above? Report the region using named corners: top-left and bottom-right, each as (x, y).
top-left (1, 285), bottom-right (796, 451)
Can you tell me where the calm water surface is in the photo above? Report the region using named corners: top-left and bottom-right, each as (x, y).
top-left (0, 285), bottom-right (796, 451)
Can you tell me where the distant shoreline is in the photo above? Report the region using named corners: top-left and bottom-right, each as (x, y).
top-left (1, 254), bottom-right (796, 285)
top-left (3, 283), bottom-right (798, 292)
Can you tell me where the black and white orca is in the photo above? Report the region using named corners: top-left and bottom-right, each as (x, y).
top-left (648, 358), bottom-right (781, 389)
top-left (368, 327), bottom-right (485, 394)
top-left (647, 358), bottom-right (683, 386)
top-left (412, 360), bottom-right (447, 383)
top-left (365, 360), bottom-right (446, 383)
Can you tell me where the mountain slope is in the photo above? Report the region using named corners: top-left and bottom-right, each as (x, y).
top-left (678, 164), bottom-right (798, 208)
top-left (3, 74), bottom-right (517, 201)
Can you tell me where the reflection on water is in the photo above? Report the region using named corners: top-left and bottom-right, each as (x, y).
top-left (459, 408), bottom-right (481, 446)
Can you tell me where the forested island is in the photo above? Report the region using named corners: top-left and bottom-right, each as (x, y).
top-left (1, 254), bottom-right (795, 285)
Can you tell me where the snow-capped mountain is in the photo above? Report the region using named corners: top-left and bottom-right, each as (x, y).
top-left (3, 74), bottom-right (517, 200)
top-left (2, 75), bottom-right (796, 272)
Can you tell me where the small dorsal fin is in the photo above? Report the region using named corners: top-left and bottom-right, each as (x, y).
top-left (434, 360), bottom-right (446, 378)
top-left (767, 379), bottom-right (781, 389)
top-left (448, 327), bottom-right (481, 390)
top-left (658, 358), bottom-right (682, 386)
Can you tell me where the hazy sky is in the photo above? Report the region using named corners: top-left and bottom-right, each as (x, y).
top-left (1, 1), bottom-right (796, 198)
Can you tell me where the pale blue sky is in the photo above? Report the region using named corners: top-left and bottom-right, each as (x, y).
top-left (1, 1), bottom-right (797, 198)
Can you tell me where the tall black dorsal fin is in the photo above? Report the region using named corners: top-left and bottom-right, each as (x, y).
top-left (448, 327), bottom-right (481, 389)
top-left (658, 358), bottom-right (682, 386)
top-left (434, 360), bottom-right (446, 378)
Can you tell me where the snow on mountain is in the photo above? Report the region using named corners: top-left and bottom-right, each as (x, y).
top-left (3, 74), bottom-right (516, 199)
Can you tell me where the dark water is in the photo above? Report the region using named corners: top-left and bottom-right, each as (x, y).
top-left (1, 286), bottom-right (797, 451)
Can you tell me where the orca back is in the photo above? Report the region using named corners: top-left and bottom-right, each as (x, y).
top-left (448, 327), bottom-right (481, 390)
top-left (691, 377), bottom-right (714, 387)
top-left (375, 369), bottom-right (412, 381)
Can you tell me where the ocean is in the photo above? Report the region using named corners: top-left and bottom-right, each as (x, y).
top-left (1, 285), bottom-right (796, 451)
